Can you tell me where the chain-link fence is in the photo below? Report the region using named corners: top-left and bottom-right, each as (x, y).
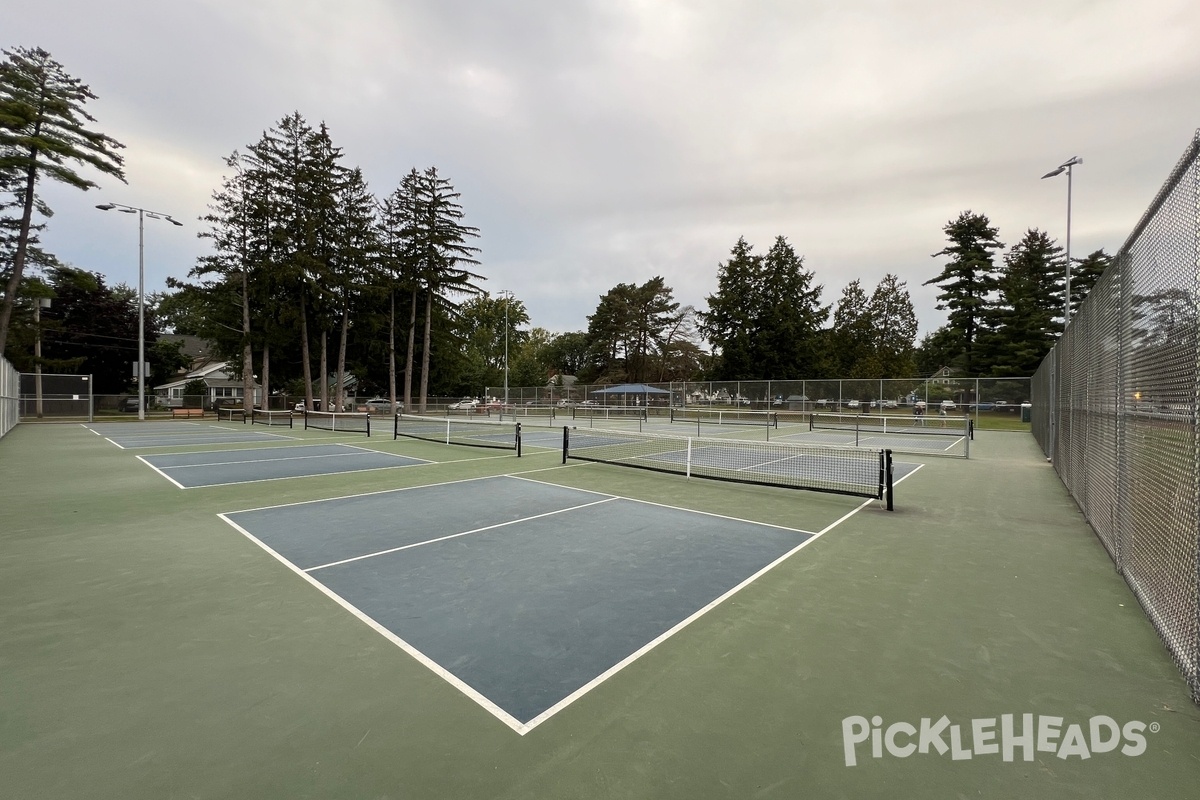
top-left (486, 377), bottom-right (1030, 429)
top-left (17, 373), bottom-right (94, 421)
top-left (1032, 129), bottom-right (1200, 703)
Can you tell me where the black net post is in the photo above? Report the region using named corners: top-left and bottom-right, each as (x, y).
top-left (515, 423), bottom-right (522, 457)
top-left (885, 449), bottom-right (894, 511)
top-left (562, 426), bottom-right (570, 464)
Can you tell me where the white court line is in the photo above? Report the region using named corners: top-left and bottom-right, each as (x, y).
top-left (304, 497), bottom-right (619, 572)
top-left (221, 473), bottom-right (527, 515)
top-left (223, 464), bottom-right (925, 735)
top-left (519, 492), bottom-right (888, 734)
top-left (135, 455), bottom-right (189, 489)
top-left (159, 460), bottom-right (431, 490)
top-left (218, 513), bottom-right (532, 735)
top-left (508, 473), bottom-right (816, 535)
top-left (162, 450), bottom-right (407, 469)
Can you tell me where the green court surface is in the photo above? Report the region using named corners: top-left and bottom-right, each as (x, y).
top-left (2, 421), bottom-right (1199, 799)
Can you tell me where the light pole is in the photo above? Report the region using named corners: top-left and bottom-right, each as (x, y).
top-left (1041, 156), bottom-right (1082, 329)
top-left (498, 290), bottom-right (513, 410)
top-left (96, 203), bottom-right (183, 420)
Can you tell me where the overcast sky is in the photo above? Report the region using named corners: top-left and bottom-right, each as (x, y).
top-left (9, 0), bottom-right (1200, 340)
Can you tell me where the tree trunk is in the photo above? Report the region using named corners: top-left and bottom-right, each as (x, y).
top-left (420, 289), bottom-right (433, 413)
top-left (0, 156), bottom-right (40, 357)
top-left (404, 286), bottom-right (417, 412)
top-left (388, 290), bottom-right (397, 409)
top-left (336, 306), bottom-right (349, 411)
top-left (262, 342), bottom-right (271, 409)
top-left (320, 330), bottom-right (328, 412)
top-left (241, 268), bottom-right (254, 412)
top-left (300, 300), bottom-right (313, 410)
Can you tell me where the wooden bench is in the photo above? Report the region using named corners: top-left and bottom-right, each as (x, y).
top-left (171, 407), bottom-right (205, 418)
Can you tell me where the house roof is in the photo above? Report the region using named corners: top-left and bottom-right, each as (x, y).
top-left (155, 361), bottom-right (259, 391)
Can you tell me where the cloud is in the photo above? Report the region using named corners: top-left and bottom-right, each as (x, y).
top-left (10, 0), bottom-right (1200, 344)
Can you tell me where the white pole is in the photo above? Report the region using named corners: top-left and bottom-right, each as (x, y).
top-left (1065, 163), bottom-right (1074, 326)
top-left (138, 209), bottom-right (145, 421)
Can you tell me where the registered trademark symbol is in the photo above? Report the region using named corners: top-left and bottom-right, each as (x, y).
top-left (1149, 722), bottom-right (1161, 733)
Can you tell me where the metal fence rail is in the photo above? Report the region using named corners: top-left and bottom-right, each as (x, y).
top-left (1032, 129), bottom-right (1200, 703)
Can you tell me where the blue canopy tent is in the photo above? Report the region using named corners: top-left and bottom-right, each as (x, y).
top-left (589, 383), bottom-right (672, 406)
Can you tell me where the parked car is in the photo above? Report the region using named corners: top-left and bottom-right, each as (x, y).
top-left (882, 400), bottom-right (898, 409)
top-left (448, 398), bottom-right (478, 410)
top-left (580, 399), bottom-right (599, 407)
top-left (364, 398), bottom-right (400, 414)
top-left (846, 400), bottom-right (860, 409)
top-left (940, 400), bottom-right (956, 411)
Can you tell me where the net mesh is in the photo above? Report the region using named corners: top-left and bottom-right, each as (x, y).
top-left (304, 410), bottom-right (371, 436)
top-left (670, 408), bottom-right (777, 427)
top-left (250, 408), bottom-right (293, 427)
top-left (1031, 129), bottom-right (1200, 703)
top-left (394, 414), bottom-right (521, 454)
top-left (572, 405), bottom-right (648, 421)
top-left (564, 426), bottom-right (889, 501)
top-left (810, 412), bottom-right (970, 438)
top-left (217, 408), bottom-right (246, 423)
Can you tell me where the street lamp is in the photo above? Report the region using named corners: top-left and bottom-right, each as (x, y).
top-left (96, 203), bottom-right (183, 420)
top-left (1041, 156), bottom-right (1082, 329)
top-left (497, 290), bottom-right (514, 411)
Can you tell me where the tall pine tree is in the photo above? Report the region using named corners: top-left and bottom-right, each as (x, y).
top-left (925, 211), bottom-right (1003, 376)
top-left (0, 46), bottom-right (125, 356)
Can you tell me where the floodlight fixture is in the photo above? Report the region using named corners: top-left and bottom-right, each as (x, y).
top-left (1041, 156), bottom-right (1082, 328)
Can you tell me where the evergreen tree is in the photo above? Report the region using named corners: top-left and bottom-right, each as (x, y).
top-left (585, 277), bottom-right (680, 383)
top-left (981, 228), bottom-right (1063, 376)
top-left (246, 112), bottom-right (344, 410)
top-left (915, 326), bottom-right (963, 377)
top-left (403, 166), bottom-right (483, 411)
top-left (1070, 249), bottom-right (1112, 316)
top-left (0, 46), bottom-right (126, 356)
top-left (329, 166), bottom-right (378, 410)
top-left (866, 273), bottom-right (919, 378)
top-left (700, 237), bottom-right (762, 380)
top-left (925, 211), bottom-right (1003, 375)
top-left (755, 237), bottom-right (829, 379)
top-left (702, 236), bottom-right (827, 380)
top-left (830, 280), bottom-right (874, 377)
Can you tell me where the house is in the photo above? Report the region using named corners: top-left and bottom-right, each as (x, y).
top-left (155, 361), bottom-right (261, 409)
top-left (927, 366), bottom-right (964, 386)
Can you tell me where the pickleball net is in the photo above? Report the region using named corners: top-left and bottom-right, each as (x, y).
top-left (572, 405), bottom-right (648, 422)
top-left (563, 426), bottom-right (892, 507)
top-left (304, 410), bottom-right (371, 436)
top-left (810, 411), bottom-right (970, 437)
top-left (393, 413), bottom-right (521, 455)
top-left (250, 408), bottom-right (294, 428)
top-left (809, 412), bottom-right (971, 458)
top-left (670, 408), bottom-right (778, 428)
